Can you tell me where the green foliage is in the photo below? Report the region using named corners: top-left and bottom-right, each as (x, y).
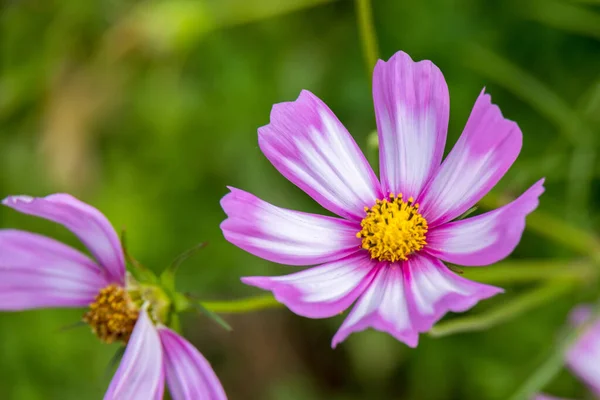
top-left (0, 0), bottom-right (599, 399)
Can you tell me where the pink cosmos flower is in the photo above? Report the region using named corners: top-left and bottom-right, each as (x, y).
top-left (533, 396), bottom-right (572, 400)
top-left (565, 306), bottom-right (600, 397)
top-left (1, 194), bottom-right (227, 400)
top-left (534, 307), bottom-right (600, 400)
top-left (220, 50), bottom-right (544, 348)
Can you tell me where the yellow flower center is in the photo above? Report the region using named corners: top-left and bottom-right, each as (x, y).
top-left (357, 193), bottom-right (428, 262)
top-left (83, 284), bottom-right (139, 344)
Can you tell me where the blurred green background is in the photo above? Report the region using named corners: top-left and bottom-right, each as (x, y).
top-left (1, 0), bottom-right (600, 399)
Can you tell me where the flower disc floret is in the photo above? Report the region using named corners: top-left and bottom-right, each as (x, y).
top-left (357, 193), bottom-right (428, 262)
top-left (83, 284), bottom-right (139, 344)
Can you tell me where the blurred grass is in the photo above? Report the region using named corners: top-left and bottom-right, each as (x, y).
top-left (1, 0), bottom-right (600, 399)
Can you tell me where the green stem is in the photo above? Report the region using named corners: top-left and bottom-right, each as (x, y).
top-left (429, 281), bottom-right (576, 338)
top-left (507, 333), bottom-right (575, 400)
top-left (508, 301), bottom-right (600, 400)
top-left (462, 259), bottom-right (595, 284)
top-left (201, 294), bottom-right (282, 314)
top-left (355, 0), bottom-right (379, 77)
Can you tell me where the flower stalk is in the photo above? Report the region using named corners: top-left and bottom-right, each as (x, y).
top-left (429, 280), bottom-right (577, 338)
top-left (201, 294), bottom-right (283, 314)
top-left (355, 0), bottom-right (379, 78)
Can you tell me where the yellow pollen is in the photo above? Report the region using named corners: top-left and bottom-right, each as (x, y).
top-left (357, 193), bottom-right (428, 262)
top-left (83, 284), bottom-right (139, 344)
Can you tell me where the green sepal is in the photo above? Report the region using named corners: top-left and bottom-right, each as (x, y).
top-left (120, 229), bottom-right (158, 284)
top-left (172, 291), bottom-right (192, 313)
top-left (160, 242), bottom-right (208, 292)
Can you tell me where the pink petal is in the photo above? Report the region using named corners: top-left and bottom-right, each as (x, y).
top-left (426, 179), bottom-right (544, 266)
top-left (258, 90), bottom-right (381, 220)
top-left (105, 308), bottom-right (165, 400)
top-left (402, 254), bottom-right (503, 335)
top-left (569, 305), bottom-right (592, 326)
top-left (332, 254), bottom-right (502, 348)
top-left (0, 229), bottom-right (109, 310)
top-left (158, 327), bottom-right (227, 400)
top-left (373, 51), bottom-right (449, 199)
top-left (241, 253), bottom-right (378, 318)
top-left (3, 194), bottom-right (126, 284)
top-left (418, 90), bottom-right (523, 226)
top-left (220, 187), bottom-right (362, 266)
top-left (331, 263), bottom-right (417, 348)
top-left (566, 307), bottom-right (600, 397)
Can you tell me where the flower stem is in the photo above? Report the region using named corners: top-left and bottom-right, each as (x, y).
top-left (507, 301), bottom-right (600, 400)
top-left (507, 332), bottom-right (575, 400)
top-left (200, 294), bottom-right (282, 314)
top-left (462, 259), bottom-right (596, 284)
top-left (355, 0), bottom-right (379, 78)
top-left (429, 281), bottom-right (576, 338)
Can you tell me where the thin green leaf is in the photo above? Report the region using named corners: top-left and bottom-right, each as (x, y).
top-left (120, 228), bottom-right (158, 284)
top-left (161, 242), bottom-right (208, 291)
top-left (456, 206), bottom-right (478, 221)
top-left (120, 228), bottom-right (144, 270)
top-left (57, 320), bottom-right (88, 333)
top-left (103, 346), bottom-right (126, 382)
top-left (169, 242), bottom-right (208, 273)
top-left (191, 300), bottom-right (233, 332)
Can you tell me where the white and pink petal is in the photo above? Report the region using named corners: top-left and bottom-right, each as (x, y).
top-left (220, 187), bottom-right (361, 266)
top-left (3, 194), bottom-right (126, 284)
top-left (241, 253), bottom-right (377, 319)
top-left (258, 90), bottom-right (381, 220)
top-left (332, 263), bottom-right (417, 348)
top-left (104, 308), bottom-right (164, 400)
top-left (159, 327), bottom-right (227, 400)
top-left (532, 395), bottom-right (573, 400)
top-left (403, 254), bottom-right (503, 334)
top-left (426, 179), bottom-right (544, 266)
top-left (0, 229), bottom-right (109, 310)
top-left (332, 254), bottom-right (502, 348)
top-left (418, 90), bottom-right (523, 227)
top-left (373, 51), bottom-right (450, 199)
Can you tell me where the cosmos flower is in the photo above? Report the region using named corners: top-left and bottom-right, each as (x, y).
top-left (0, 194), bottom-right (227, 400)
top-left (220, 50), bottom-right (544, 348)
top-left (565, 306), bottom-right (600, 397)
top-left (534, 307), bottom-right (600, 400)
